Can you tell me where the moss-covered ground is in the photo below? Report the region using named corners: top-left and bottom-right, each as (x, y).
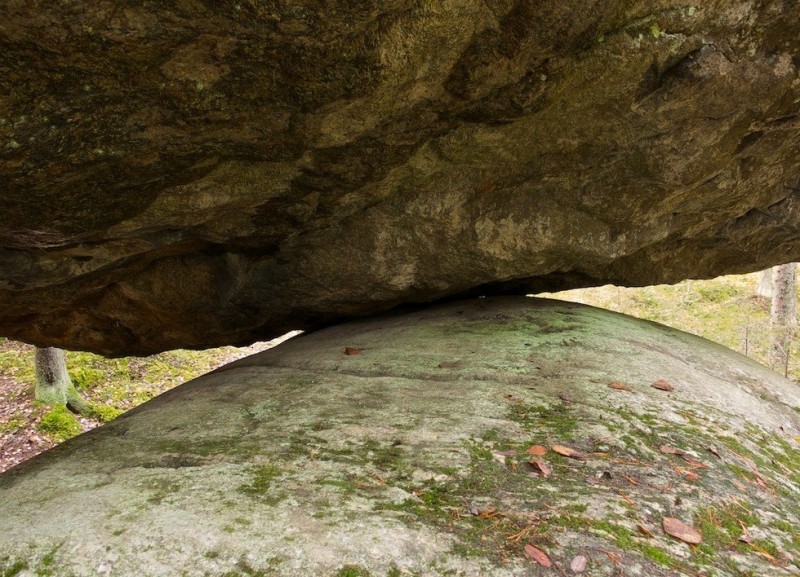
top-left (0, 335), bottom-right (298, 471)
top-left (356, 396), bottom-right (800, 576)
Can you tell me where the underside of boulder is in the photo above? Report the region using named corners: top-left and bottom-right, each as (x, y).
top-left (1, 298), bottom-right (798, 576)
top-left (2, 2), bottom-right (800, 354)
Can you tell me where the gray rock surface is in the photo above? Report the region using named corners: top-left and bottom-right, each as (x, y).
top-left (2, 2), bottom-right (800, 354)
top-left (1, 297), bottom-right (799, 576)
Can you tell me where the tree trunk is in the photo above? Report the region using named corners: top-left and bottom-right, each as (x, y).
top-left (769, 263), bottom-right (797, 375)
top-left (34, 347), bottom-right (89, 414)
top-left (757, 268), bottom-right (774, 298)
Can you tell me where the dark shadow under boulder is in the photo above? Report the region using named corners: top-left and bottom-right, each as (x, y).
top-left (1, 297), bottom-right (799, 576)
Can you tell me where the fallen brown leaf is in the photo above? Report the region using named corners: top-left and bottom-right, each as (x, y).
top-left (671, 464), bottom-right (699, 480)
top-left (586, 471), bottom-right (612, 485)
top-left (682, 455), bottom-right (708, 469)
top-left (637, 523), bottom-right (654, 538)
top-left (344, 347), bottom-right (363, 355)
top-left (478, 506), bottom-right (498, 519)
top-left (527, 444), bottom-right (548, 456)
top-left (551, 444), bottom-right (587, 459)
top-left (608, 381), bottom-right (632, 392)
top-left (749, 543), bottom-right (777, 562)
top-left (529, 458), bottom-right (552, 478)
top-left (507, 526), bottom-right (536, 544)
top-left (570, 555), bottom-right (588, 573)
top-left (524, 544), bottom-right (552, 567)
top-left (651, 379), bottom-right (674, 391)
top-left (611, 456), bottom-right (648, 466)
top-left (662, 517), bottom-right (702, 544)
top-left (491, 452), bottom-right (508, 465)
top-left (601, 549), bottom-right (621, 565)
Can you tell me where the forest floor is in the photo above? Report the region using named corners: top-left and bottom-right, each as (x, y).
top-left (0, 271), bottom-right (791, 473)
top-left (0, 333), bottom-right (299, 473)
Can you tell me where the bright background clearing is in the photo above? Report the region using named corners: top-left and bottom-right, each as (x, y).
top-left (541, 272), bottom-right (787, 377)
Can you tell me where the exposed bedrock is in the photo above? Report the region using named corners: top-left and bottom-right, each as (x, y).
top-left (1, 298), bottom-right (799, 576)
top-left (2, 2), bottom-right (800, 353)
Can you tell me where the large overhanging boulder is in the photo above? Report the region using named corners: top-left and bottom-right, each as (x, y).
top-left (1, 298), bottom-right (799, 575)
top-left (2, 2), bottom-right (800, 354)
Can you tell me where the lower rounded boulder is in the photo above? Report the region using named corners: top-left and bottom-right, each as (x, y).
top-left (1, 297), bottom-right (799, 576)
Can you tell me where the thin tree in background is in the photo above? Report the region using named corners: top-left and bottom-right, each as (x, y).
top-left (757, 268), bottom-right (773, 299)
top-left (769, 263), bottom-right (797, 376)
top-left (34, 347), bottom-right (89, 414)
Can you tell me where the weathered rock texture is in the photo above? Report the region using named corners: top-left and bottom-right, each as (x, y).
top-left (2, 2), bottom-right (800, 354)
top-left (1, 298), bottom-right (799, 576)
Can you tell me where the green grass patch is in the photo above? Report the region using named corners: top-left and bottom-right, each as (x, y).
top-left (544, 273), bottom-right (796, 379)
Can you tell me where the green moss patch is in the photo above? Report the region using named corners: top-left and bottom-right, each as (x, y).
top-left (89, 403), bottom-right (124, 423)
top-left (335, 565), bottom-right (371, 577)
top-left (237, 463), bottom-right (287, 505)
top-left (1, 559), bottom-right (27, 577)
top-left (35, 406), bottom-right (81, 441)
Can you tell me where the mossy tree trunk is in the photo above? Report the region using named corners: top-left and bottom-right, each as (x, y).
top-left (769, 263), bottom-right (797, 376)
top-left (34, 347), bottom-right (89, 414)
